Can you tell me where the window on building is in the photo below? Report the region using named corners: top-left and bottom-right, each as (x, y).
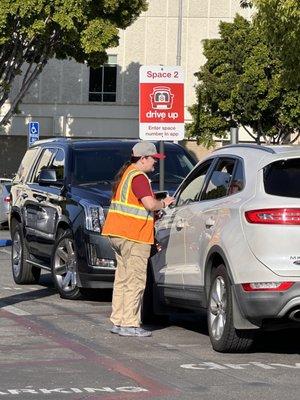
top-left (89, 55), bottom-right (117, 102)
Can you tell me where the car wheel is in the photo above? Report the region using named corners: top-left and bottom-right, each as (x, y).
top-left (52, 229), bottom-right (81, 300)
top-left (11, 220), bottom-right (41, 284)
top-left (207, 264), bottom-right (254, 353)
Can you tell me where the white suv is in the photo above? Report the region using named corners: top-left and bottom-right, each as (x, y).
top-left (149, 144), bottom-right (300, 353)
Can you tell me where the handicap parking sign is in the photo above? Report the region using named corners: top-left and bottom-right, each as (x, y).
top-left (28, 122), bottom-right (40, 147)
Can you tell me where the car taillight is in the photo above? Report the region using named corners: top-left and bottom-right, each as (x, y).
top-left (242, 282), bottom-right (294, 292)
top-left (245, 208), bottom-right (300, 224)
top-left (4, 196), bottom-right (10, 203)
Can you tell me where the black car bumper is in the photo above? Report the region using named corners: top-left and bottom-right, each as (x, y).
top-left (234, 283), bottom-right (300, 326)
top-left (75, 230), bottom-right (116, 289)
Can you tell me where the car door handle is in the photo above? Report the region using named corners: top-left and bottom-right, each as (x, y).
top-left (21, 193), bottom-right (28, 199)
top-left (33, 194), bottom-right (47, 202)
top-left (176, 218), bottom-right (185, 230)
top-left (205, 217), bottom-right (215, 228)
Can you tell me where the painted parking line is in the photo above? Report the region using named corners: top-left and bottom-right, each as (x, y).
top-left (0, 309), bottom-right (180, 399)
top-left (0, 248), bottom-right (11, 255)
top-left (0, 305), bottom-right (31, 316)
top-left (0, 286), bottom-right (39, 291)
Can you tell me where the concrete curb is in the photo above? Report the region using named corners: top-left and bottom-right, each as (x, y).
top-left (0, 239), bottom-right (12, 247)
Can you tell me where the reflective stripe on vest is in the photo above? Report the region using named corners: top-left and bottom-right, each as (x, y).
top-left (112, 169), bottom-right (153, 220)
top-left (101, 164), bottom-right (154, 244)
top-left (109, 200), bottom-right (153, 220)
top-left (121, 170), bottom-right (141, 203)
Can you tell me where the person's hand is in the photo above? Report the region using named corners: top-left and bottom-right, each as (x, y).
top-left (162, 196), bottom-right (175, 207)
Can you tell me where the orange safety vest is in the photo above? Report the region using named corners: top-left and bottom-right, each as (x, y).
top-left (102, 164), bottom-right (154, 244)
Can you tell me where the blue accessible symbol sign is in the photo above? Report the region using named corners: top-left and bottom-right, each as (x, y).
top-left (28, 122), bottom-right (40, 147)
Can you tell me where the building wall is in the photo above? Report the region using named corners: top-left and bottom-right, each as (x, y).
top-left (0, 0), bottom-right (251, 176)
top-left (2, 0), bottom-right (250, 138)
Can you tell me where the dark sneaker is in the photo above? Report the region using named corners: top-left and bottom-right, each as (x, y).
top-left (110, 325), bottom-right (121, 334)
top-left (118, 327), bottom-right (152, 337)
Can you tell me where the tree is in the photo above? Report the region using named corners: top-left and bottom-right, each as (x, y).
top-left (0, 0), bottom-right (148, 126)
top-left (187, 15), bottom-right (300, 147)
top-left (240, 0), bottom-right (300, 86)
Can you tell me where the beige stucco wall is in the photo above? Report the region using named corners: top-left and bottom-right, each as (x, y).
top-left (2, 0), bottom-right (251, 139)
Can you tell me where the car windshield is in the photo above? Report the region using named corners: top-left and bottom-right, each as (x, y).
top-left (73, 148), bottom-right (129, 185)
top-left (72, 147), bottom-right (195, 185)
top-left (148, 151), bottom-right (195, 184)
top-left (4, 184), bottom-right (12, 192)
top-left (264, 158), bottom-right (300, 198)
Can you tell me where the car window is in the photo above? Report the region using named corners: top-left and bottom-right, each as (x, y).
top-left (14, 148), bottom-right (39, 183)
top-left (73, 147), bottom-right (195, 185)
top-left (202, 158), bottom-right (235, 200)
top-left (149, 150), bottom-right (195, 185)
top-left (176, 160), bottom-right (213, 206)
top-left (32, 148), bottom-right (57, 183)
top-left (4, 184), bottom-right (12, 193)
top-left (264, 158), bottom-right (300, 198)
top-left (73, 149), bottom-right (129, 184)
top-left (49, 149), bottom-right (65, 181)
top-left (228, 160), bottom-right (244, 195)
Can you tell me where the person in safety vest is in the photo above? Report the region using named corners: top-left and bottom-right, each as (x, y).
top-left (102, 141), bottom-right (175, 337)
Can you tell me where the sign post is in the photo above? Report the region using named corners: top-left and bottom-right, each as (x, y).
top-left (139, 65), bottom-right (184, 189)
top-left (28, 122), bottom-right (40, 147)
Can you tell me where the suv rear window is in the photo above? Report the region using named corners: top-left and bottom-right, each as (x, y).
top-left (264, 158), bottom-right (300, 198)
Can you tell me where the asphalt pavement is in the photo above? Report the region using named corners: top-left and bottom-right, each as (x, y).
top-left (0, 229), bottom-right (300, 400)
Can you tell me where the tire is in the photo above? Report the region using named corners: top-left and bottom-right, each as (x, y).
top-left (207, 264), bottom-right (254, 353)
top-left (51, 229), bottom-right (82, 300)
top-left (11, 220), bottom-right (41, 284)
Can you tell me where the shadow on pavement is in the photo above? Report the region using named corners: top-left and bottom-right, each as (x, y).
top-left (159, 311), bottom-right (300, 354)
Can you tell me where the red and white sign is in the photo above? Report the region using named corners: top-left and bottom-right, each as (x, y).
top-left (139, 65), bottom-right (184, 141)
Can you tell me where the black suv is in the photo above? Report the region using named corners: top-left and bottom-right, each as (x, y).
top-left (10, 139), bottom-right (196, 299)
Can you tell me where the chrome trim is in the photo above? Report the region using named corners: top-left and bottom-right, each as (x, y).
top-left (278, 297), bottom-right (300, 317)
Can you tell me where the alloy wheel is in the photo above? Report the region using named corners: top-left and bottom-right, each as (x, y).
top-left (12, 231), bottom-right (22, 277)
top-left (209, 276), bottom-right (227, 341)
top-left (53, 238), bottom-right (78, 293)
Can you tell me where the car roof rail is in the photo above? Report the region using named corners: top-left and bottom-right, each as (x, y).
top-left (214, 144), bottom-right (276, 154)
top-left (32, 137), bottom-right (70, 145)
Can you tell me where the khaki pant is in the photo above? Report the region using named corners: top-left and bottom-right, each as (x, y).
top-left (109, 237), bottom-right (151, 327)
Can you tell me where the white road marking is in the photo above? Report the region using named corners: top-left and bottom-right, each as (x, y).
top-left (0, 387), bottom-right (148, 396)
top-left (180, 362), bottom-right (300, 370)
top-left (0, 305), bottom-right (31, 315)
top-left (0, 248), bottom-right (11, 255)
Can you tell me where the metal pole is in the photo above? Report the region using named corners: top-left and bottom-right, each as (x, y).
top-left (159, 0), bottom-right (183, 191)
top-left (176, 0), bottom-right (183, 66)
top-left (230, 127), bottom-right (239, 144)
top-left (174, 0), bottom-right (183, 147)
top-left (159, 141), bottom-right (165, 191)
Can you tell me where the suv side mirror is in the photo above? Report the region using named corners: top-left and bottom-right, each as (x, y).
top-left (38, 169), bottom-right (59, 185)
